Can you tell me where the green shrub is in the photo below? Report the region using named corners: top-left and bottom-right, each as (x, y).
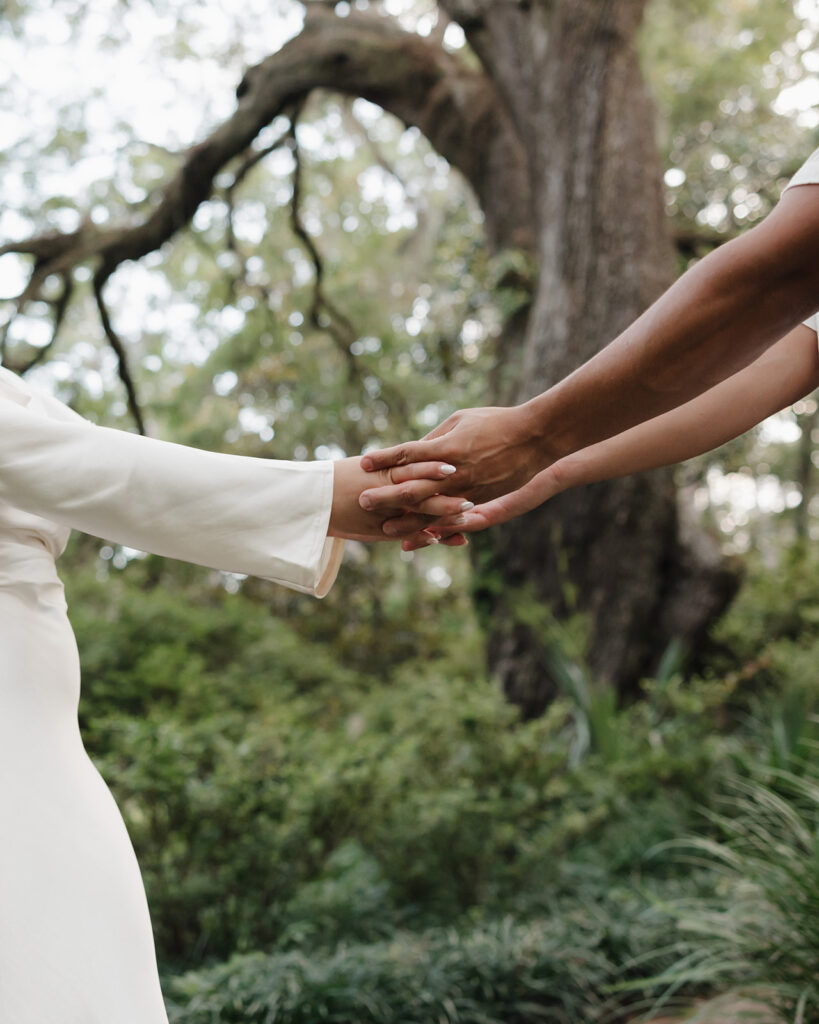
top-left (642, 765), bottom-right (819, 1022)
top-left (64, 540), bottom-right (780, 985)
top-left (164, 915), bottom-right (614, 1024)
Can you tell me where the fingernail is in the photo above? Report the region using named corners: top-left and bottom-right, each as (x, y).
top-left (453, 514), bottom-right (468, 526)
top-left (440, 464), bottom-right (457, 475)
top-left (360, 494), bottom-right (373, 510)
top-left (426, 536), bottom-right (440, 545)
top-left (423, 529), bottom-right (441, 540)
top-left (460, 501), bottom-right (474, 512)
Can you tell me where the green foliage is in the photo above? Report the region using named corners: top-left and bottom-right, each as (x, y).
top-left (163, 917), bottom-right (609, 1024)
top-left (707, 544), bottom-right (819, 774)
top-left (63, 539), bottom-right (743, 976)
top-left (640, 766), bottom-right (819, 1023)
top-left (643, 0), bottom-right (809, 237)
top-left (58, 502), bottom-right (819, 1019)
top-left (713, 544), bottom-right (819, 663)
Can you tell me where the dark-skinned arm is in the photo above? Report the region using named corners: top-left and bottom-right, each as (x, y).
top-left (360, 184), bottom-right (819, 530)
top-left (400, 322), bottom-right (819, 545)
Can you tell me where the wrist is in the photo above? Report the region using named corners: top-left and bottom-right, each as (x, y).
top-left (546, 453), bottom-right (582, 495)
top-left (515, 394), bottom-right (567, 469)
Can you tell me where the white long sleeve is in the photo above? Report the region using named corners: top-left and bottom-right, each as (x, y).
top-left (0, 368), bottom-right (345, 597)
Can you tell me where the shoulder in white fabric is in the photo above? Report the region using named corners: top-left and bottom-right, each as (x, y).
top-left (783, 147), bottom-right (819, 192)
top-left (0, 366), bottom-right (33, 408)
top-left (0, 365), bottom-right (88, 424)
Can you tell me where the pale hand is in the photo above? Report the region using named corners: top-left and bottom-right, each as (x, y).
top-left (328, 456), bottom-right (469, 547)
top-left (358, 405), bottom-right (547, 537)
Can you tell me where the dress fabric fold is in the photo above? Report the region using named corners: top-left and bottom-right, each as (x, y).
top-left (0, 366), bottom-right (343, 1021)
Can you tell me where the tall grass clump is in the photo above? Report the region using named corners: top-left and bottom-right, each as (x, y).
top-left (644, 763), bottom-right (819, 1022)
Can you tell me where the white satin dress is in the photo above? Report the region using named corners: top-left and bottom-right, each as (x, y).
top-left (0, 365), bottom-right (344, 1022)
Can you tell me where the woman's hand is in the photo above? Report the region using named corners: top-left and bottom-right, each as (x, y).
top-left (399, 464), bottom-right (567, 550)
top-left (358, 405), bottom-right (548, 514)
top-left (328, 456), bottom-right (470, 546)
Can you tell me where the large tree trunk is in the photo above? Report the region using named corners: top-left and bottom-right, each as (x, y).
top-left (5, 1), bottom-right (739, 715)
top-left (441, 0), bottom-right (739, 715)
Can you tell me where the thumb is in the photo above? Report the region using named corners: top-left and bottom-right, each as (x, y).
top-left (457, 467), bottom-right (562, 530)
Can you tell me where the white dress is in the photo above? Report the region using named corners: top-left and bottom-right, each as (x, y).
top-left (0, 366), bottom-right (344, 1022)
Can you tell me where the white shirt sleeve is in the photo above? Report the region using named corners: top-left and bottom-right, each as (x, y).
top-left (782, 149), bottom-right (819, 335)
top-left (783, 146), bottom-right (819, 192)
top-left (0, 370), bottom-right (345, 597)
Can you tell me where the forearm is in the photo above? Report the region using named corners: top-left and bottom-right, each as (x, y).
top-left (360, 186), bottom-right (819, 515)
top-left (552, 323), bottom-right (819, 491)
top-left (523, 188), bottom-right (819, 464)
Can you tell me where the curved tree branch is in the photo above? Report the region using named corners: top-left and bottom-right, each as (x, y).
top-left (19, 274), bottom-right (74, 374)
top-left (93, 275), bottom-right (146, 434)
top-left (2, 273), bottom-right (75, 374)
top-left (223, 120), bottom-right (294, 295)
top-left (286, 109), bottom-right (411, 428)
top-left (288, 112), bottom-right (358, 372)
top-left (437, 0), bottom-right (538, 131)
top-left (0, 6), bottom-right (529, 323)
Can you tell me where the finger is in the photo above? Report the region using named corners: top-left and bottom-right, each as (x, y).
top-left (381, 513), bottom-right (437, 538)
top-left (385, 461), bottom-right (458, 484)
top-left (378, 500), bottom-right (475, 537)
top-left (401, 533), bottom-right (432, 551)
top-left (401, 531), bottom-right (467, 551)
top-left (429, 468), bottom-right (558, 534)
top-left (414, 496), bottom-right (475, 518)
top-left (463, 468), bottom-right (558, 527)
top-left (428, 508), bottom-right (500, 537)
top-left (360, 477), bottom-right (452, 512)
top-left (406, 531), bottom-right (444, 549)
top-left (360, 438), bottom-right (449, 472)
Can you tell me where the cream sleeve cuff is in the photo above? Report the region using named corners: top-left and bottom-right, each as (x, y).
top-left (258, 459), bottom-right (347, 598)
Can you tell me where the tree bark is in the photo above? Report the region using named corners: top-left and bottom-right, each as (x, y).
top-left (454, 0), bottom-right (738, 714)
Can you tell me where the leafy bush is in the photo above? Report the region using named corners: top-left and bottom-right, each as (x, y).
top-left (63, 550), bottom-right (745, 971)
top-left (642, 765), bottom-right (819, 1022)
top-left (67, 536), bottom-right (819, 1008)
top-left (164, 915), bottom-right (614, 1024)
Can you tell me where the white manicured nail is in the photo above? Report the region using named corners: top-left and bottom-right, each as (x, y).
top-left (460, 501), bottom-right (474, 512)
top-left (440, 464), bottom-right (457, 475)
top-left (453, 514), bottom-right (468, 526)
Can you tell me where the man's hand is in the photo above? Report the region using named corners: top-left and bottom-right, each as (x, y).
top-left (328, 456), bottom-right (469, 546)
top-left (358, 405), bottom-right (548, 528)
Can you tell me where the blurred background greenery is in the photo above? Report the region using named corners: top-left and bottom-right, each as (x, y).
top-left (3, 0), bottom-right (819, 1020)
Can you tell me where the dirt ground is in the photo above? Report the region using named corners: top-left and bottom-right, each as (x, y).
top-left (643, 997), bottom-right (781, 1024)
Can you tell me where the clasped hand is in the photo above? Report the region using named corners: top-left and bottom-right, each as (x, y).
top-left (353, 404), bottom-right (555, 548)
top-left (328, 456), bottom-right (469, 547)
